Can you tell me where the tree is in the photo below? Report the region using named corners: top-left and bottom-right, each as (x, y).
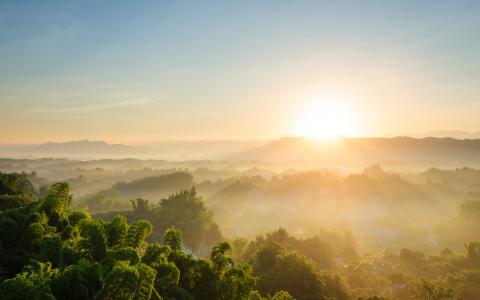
top-left (94, 261), bottom-right (156, 300)
top-left (23, 222), bottom-right (45, 251)
top-left (253, 242), bottom-right (331, 300)
top-left (40, 235), bottom-right (63, 267)
top-left (412, 280), bottom-right (456, 300)
top-left (102, 247), bottom-right (140, 272)
top-left (0, 172), bottom-right (35, 198)
top-left (0, 261), bottom-right (56, 300)
top-left (125, 220), bottom-right (152, 249)
top-left (130, 198), bottom-right (150, 215)
top-left (270, 291), bottom-right (296, 300)
top-left (41, 183), bottom-right (72, 227)
top-left (51, 259), bottom-right (102, 300)
top-left (79, 220), bottom-right (108, 261)
top-left (217, 263), bottom-right (256, 300)
top-left (157, 187), bottom-right (214, 250)
top-left (142, 243), bottom-right (171, 265)
top-left (211, 241), bottom-right (233, 271)
top-left (105, 215), bottom-right (128, 247)
top-left (164, 227), bottom-right (182, 251)
top-left (0, 217), bottom-right (19, 248)
top-left (135, 263), bottom-right (157, 300)
top-left (465, 242), bottom-right (480, 267)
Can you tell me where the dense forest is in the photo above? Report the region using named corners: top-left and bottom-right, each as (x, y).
top-left (1, 171), bottom-right (480, 299)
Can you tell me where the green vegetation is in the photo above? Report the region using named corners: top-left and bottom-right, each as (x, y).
top-left (112, 172), bottom-right (194, 198)
top-left (2, 168), bottom-right (480, 299)
top-left (80, 172), bottom-right (195, 214)
top-left (0, 172), bottom-right (36, 210)
top-left (95, 187), bottom-right (223, 255)
top-left (0, 179), bottom-right (276, 300)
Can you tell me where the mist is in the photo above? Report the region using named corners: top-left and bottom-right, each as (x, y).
top-left (2, 1), bottom-right (480, 299)
top-left (3, 144), bottom-right (480, 298)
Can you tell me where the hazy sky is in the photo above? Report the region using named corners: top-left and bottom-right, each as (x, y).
top-left (1, 0), bottom-right (480, 143)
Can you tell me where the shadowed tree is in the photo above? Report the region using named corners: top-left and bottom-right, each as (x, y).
top-left (94, 261), bottom-right (156, 300)
top-left (0, 261), bottom-right (56, 300)
top-left (105, 215), bottom-right (128, 247)
top-left (79, 220), bottom-right (108, 261)
top-left (40, 235), bottom-right (63, 267)
top-left (51, 259), bottom-right (102, 300)
top-left (130, 198), bottom-right (150, 215)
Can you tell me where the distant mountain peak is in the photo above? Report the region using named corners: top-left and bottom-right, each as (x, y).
top-left (419, 130), bottom-right (480, 139)
top-left (43, 140), bottom-right (113, 146)
top-left (32, 140), bottom-right (139, 158)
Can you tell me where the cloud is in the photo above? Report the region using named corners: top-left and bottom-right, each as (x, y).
top-left (18, 97), bottom-right (159, 116)
top-left (47, 98), bottom-right (156, 113)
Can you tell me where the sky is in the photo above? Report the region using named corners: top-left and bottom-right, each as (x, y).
top-left (1, 0), bottom-right (480, 144)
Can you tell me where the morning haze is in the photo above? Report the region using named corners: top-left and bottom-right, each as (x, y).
top-left (1, 1), bottom-right (480, 300)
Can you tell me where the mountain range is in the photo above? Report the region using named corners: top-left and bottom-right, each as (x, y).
top-left (2, 136), bottom-right (480, 168)
top-left (229, 136), bottom-right (480, 168)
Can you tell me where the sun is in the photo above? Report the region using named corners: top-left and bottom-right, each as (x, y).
top-left (294, 97), bottom-right (358, 140)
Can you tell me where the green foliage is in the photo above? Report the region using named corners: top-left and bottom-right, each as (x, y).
top-left (157, 187), bottom-right (214, 250)
top-left (125, 220), bottom-right (152, 249)
top-left (69, 208), bottom-right (92, 226)
top-left (269, 290), bottom-right (296, 300)
top-left (7, 173), bottom-right (480, 300)
top-left (142, 243), bottom-right (171, 265)
top-left (465, 242), bottom-right (480, 267)
top-left (41, 182), bottom-right (72, 227)
top-left (153, 260), bottom-right (180, 289)
top-left (0, 176), bottom-right (260, 300)
top-left (105, 215), bottom-right (128, 247)
top-left (94, 261), bottom-right (156, 300)
top-left (40, 235), bottom-right (63, 267)
top-left (112, 172), bottom-right (194, 198)
top-left (79, 220), bottom-right (108, 261)
top-left (135, 263), bottom-right (158, 300)
top-left (51, 259), bottom-right (103, 300)
top-left (96, 186), bottom-right (223, 254)
top-left (252, 240), bottom-right (349, 300)
top-left (81, 190), bottom-right (130, 215)
top-left (0, 172), bottom-right (35, 199)
top-left (0, 194), bottom-right (28, 210)
top-left (411, 280), bottom-right (456, 300)
top-left (217, 263), bottom-right (256, 300)
top-left (257, 249), bottom-right (327, 300)
top-left (24, 222), bottom-right (46, 250)
top-left (164, 227), bottom-right (182, 251)
top-left (211, 241), bottom-right (233, 271)
top-left (249, 290), bottom-right (264, 300)
top-left (102, 247), bottom-right (140, 272)
top-left (0, 261), bottom-right (56, 300)
top-left (237, 228), bottom-right (337, 270)
top-left (0, 217), bottom-right (19, 248)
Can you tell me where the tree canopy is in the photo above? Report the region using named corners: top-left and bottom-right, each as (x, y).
top-left (0, 178), bottom-right (283, 300)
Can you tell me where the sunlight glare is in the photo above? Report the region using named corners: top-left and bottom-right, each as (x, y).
top-left (294, 96), bottom-right (359, 140)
